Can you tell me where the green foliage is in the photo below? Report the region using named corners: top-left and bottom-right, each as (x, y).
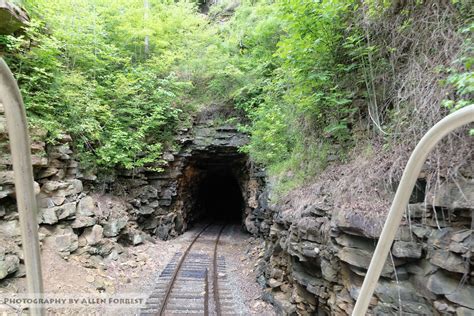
top-left (229, 0), bottom-right (359, 187)
top-left (2, 19), bottom-right (63, 137)
top-left (442, 22), bottom-right (474, 112)
top-left (4, 0), bottom-right (469, 189)
top-left (4, 0), bottom-right (361, 181)
top-left (3, 0), bottom-right (203, 170)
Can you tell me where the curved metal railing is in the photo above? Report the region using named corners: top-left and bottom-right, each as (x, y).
top-left (0, 58), bottom-right (44, 316)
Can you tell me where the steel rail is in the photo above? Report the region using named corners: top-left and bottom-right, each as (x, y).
top-left (352, 104), bottom-right (474, 315)
top-left (213, 224), bottom-right (226, 316)
top-left (158, 223), bottom-right (213, 316)
top-left (0, 58), bottom-right (44, 316)
top-left (204, 268), bottom-right (209, 316)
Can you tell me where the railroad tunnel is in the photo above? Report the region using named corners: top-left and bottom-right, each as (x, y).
top-left (195, 170), bottom-right (244, 221)
top-left (177, 147), bottom-right (252, 229)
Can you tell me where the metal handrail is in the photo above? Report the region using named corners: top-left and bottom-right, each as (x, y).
top-left (353, 104), bottom-right (474, 315)
top-left (0, 58), bottom-right (44, 316)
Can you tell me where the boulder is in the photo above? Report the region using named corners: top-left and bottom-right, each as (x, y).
top-left (131, 185), bottom-right (158, 202)
top-left (451, 230), bottom-right (471, 242)
top-left (426, 178), bottom-right (474, 209)
top-left (0, 184), bottom-right (14, 199)
top-left (31, 155), bottom-right (48, 167)
top-left (449, 231), bottom-right (471, 254)
top-left (446, 286), bottom-right (474, 310)
top-left (268, 278), bottom-right (283, 288)
top-left (335, 234), bottom-right (376, 251)
top-left (39, 208), bottom-right (58, 225)
top-left (52, 196), bottom-right (66, 206)
top-left (297, 217), bottom-right (328, 243)
top-left (137, 206), bottom-right (155, 215)
top-left (77, 196), bottom-right (96, 217)
top-left (0, 254), bottom-right (20, 280)
top-left (82, 225), bottom-right (103, 246)
top-left (0, 170), bottom-right (14, 185)
top-left (125, 230), bottom-right (144, 246)
top-left (300, 241), bottom-right (322, 258)
top-left (49, 144), bottom-right (72, 160)
top-left (245, 215), bottom-right (259, 235)
top-left (42, 180), bottom-right (83, 197)
top-left (71, 216), bottom-right (96, 228)
top-left (430, 250), bottom-right (468, 274)
top-left (392, 241), bottom-right (422, 259)
top-left (56, 202), bottom-right (76, 220)
top-left (54, 228), bottom-right (78, 253)
top-left (374, 280), bottom-right (426, 305)
top-left (37, 167), bottom-right (59, 179)
top-left (94, 239), bottom-right (123, 257)
top-left (321, 259), bottom-right (338, 283)
top-left (434, 300), bottom-right (456, 313)
top-left (426, 271), bottom-right (459, 295)
top-left (0, 0), bottom-right (29, 34)
top-left (338, 247), bottom-right (394, 277)
top-left (103, 217), bottom-right (128, 237)
top-left (156, 222), bottom-right (172, 240)
top-left (333, 209), bottom-right (384, 238)
top-left (38, 202), bottom-right (76, 224)
top-left (63, 179), bottom-right (83, 196)
top-left (132, 233), bottom-right (144, 245)
top-left (412, 225), bottom-right (431, 239)
top-left (0, 220), bottom-right (20, 238)
top-left (42, 181), bottom-right (70, 193)
top-left (37, 195), bottom-right (55, 208)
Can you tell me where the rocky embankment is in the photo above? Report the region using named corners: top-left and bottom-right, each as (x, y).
top-left (1, 102), bottom-right (146, 281)
top-left (0, 102), bottom-right (269, 285)
top-left (258, 165), bottom-right (473, 315)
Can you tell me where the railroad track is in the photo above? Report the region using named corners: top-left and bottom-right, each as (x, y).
top-left (141, 224), bottom-right (236, 315)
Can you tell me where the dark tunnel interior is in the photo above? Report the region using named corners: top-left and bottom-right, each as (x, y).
top-left (194, 169), bottom-right (245, 222)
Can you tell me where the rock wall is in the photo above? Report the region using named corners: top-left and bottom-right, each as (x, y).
top-left (115, 112), bottom-right (270, 239)
top-left (258, 167), bottom-right (473, 315)
top-left (0, 103), bottom-right (146, 281)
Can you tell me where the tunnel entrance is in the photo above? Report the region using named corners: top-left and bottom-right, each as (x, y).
top-left (196, 170), bottom-right (244, 222)
top-left (134, 121), bottom-right (269, 240)
top-left (176, 147), bottom-right (251, 230)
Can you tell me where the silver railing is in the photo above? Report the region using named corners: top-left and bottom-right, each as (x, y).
top-left (0, 58), bottom-right (44, 316)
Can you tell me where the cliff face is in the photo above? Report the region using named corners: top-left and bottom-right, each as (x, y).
top-left (258, 161), bottom-right (473, 315)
